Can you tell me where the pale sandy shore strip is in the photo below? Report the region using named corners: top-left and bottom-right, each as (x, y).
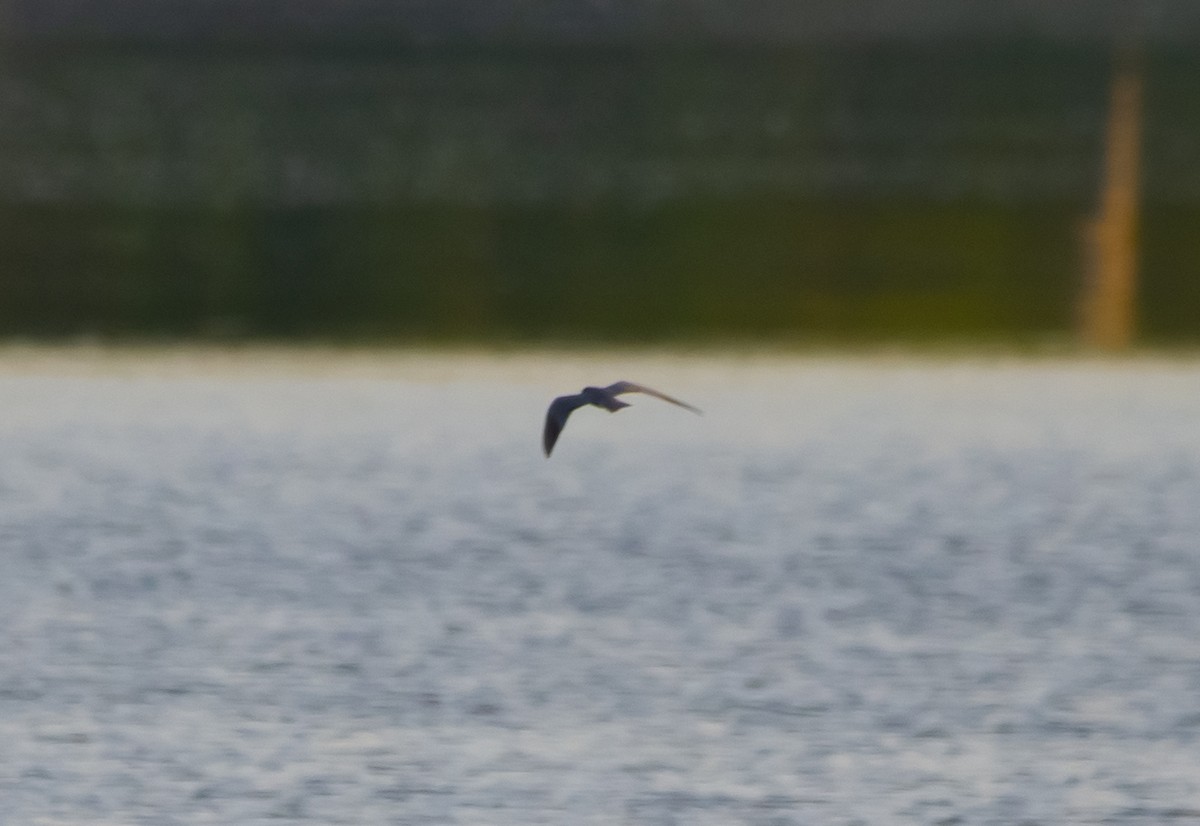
top-left (0, 342), bottom-right (1196, 385)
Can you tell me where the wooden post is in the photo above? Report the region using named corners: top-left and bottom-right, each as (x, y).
top-left (1080, 44), bottom-right (1144, 351)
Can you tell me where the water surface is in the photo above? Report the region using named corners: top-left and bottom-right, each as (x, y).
top-left (2, 350), bottom-right (1199, 824)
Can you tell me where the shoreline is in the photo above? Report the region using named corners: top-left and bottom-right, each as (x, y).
top-left (0, 339), bottom-right (1197, 380)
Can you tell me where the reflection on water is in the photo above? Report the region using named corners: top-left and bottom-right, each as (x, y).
top-left (2, 349), bottom-right (1200, 824)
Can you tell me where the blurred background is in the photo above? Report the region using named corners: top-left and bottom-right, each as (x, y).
top-left (2, 0), bottom-right (1197, 347)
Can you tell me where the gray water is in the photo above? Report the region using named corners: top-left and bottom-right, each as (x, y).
top-left (2, 351), bottom-right (1200, 825)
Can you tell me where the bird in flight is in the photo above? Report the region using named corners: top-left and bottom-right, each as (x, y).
top-left (543, 381), bottom-right (701, 456)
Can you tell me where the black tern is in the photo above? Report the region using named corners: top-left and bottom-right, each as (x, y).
top-left (543, 381), bottom-right (701, 456)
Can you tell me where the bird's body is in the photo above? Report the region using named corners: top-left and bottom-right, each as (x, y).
top-left (542, 381), bottom-right (700, 456)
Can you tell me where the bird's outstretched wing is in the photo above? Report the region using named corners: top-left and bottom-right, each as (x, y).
top-left (603, 381), bottom-right (702, 414)
top-left (543, 393), bottom-right (589, 456)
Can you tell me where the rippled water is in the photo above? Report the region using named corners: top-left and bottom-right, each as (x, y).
top-left (2, 350), bottom-right (1200, 824)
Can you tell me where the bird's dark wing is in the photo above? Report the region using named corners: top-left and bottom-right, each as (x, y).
top-left (543, 393), bottom-right (589, 456)
top-left (602, 381), bottom-right (702, 414)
